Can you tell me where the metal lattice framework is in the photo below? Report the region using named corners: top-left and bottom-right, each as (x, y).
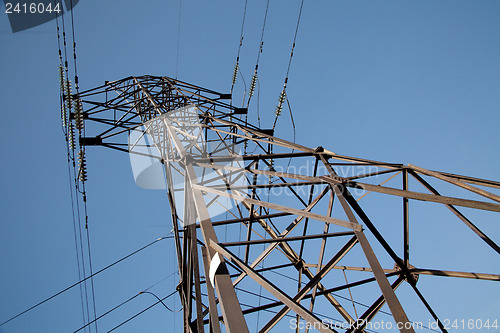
top-left (69, 76), bottom-right (500, 333)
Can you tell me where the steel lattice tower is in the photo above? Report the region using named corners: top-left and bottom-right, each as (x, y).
top-left (68, 76), bottom-right (500, 333)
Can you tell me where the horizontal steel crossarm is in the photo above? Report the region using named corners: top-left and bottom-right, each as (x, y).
top-left (346, 168), bottom-right (404, 181)
top-left (310, 152), bottom-right (500, 189)
top-left (412, 268), bottom-right (500, 281)
top-left (185, 212), bottom-right (292, 228)
top-left (328, 266), bottom-right (500, 281)
top-left (319, 176), bottom-right (500, 213)
top-left (202, 181), bottom-right (325, 192)
top-left (209, 240), bottom-right (338, 333)
top-left (200, 263), bottom-right (297, 284)
top-left (205, 119), bottom-right (316, 153)
top-left (193, 151), bottom-right (315, 163)
top-left (206, 117), bottom-right (500, 190)
top-left (409, 170), bottom-right (500, 254)
top-left (436, 171), bottom-right (500, 189)
top-left (220, 231), bottom-right (355, 247)
top-left (409, 164), bottom-right (500, 203)
top-left (193, 161), bottom-right (324, 184)
top-left (192, 184), bottom-right (362, 231)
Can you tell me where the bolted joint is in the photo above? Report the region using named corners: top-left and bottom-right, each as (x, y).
top-left (293, 259), bottom-right (305, 271)
top-left (313, 146), bottom-right (324, 154)
top-left (394, 262), bottom-right (419, 284)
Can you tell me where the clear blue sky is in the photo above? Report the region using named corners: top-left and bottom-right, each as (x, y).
top-left (1, 1), bottom-right (499, 332)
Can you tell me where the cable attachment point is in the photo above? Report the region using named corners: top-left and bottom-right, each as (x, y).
top-left (78, 149), bottom-right (88, 182)
top-left (275, 88), bottom-right (286, 117)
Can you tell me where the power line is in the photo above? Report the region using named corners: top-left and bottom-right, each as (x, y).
top-left (74, 293), bottom-right (141, 333)
top-left (68, 2), bottom-right (99, 330)
top-left (73, 289), bottom-right (181, 333)
top-left (0, 235), bottom-right (173, 327)
top-left (139, 291), bottom-right (182, 312)
top-left (175, 0), bottom-right (182, 79)
top-left (69, 0), bottom-right (79, 90)
top-left (142, 271), bottom-right (178, 292)
top-left (107, 290), bottom-right (178, 332)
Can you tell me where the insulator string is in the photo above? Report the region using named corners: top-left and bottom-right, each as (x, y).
top-left (246, 0), bottom-right (270, 110)
top-left (272, 0), bottom-right (304, 131)
top-left (284, 94), bottom-right (296, 173)
top-left (55, 2), bottom-right (89, 329)
top-left (230, 0), bottom-right (248, 96)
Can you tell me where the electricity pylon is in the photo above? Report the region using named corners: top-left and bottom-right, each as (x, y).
top-left (68, 75), bottom-right (500, 333)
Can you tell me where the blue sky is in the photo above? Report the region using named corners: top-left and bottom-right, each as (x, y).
top-left (0, 1), bottom-right (499, 332)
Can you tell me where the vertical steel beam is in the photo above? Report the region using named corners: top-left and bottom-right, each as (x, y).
top-left (135, 83), bottom-right (249, 333)
top-left (201, 246), bottom-right (222, 333)
top-left (245, 160), bottom-right (259, 265)
top-left (190, 225), bottom-right (205, 333)
top-left (403, 169), bottom-right (409, 268)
